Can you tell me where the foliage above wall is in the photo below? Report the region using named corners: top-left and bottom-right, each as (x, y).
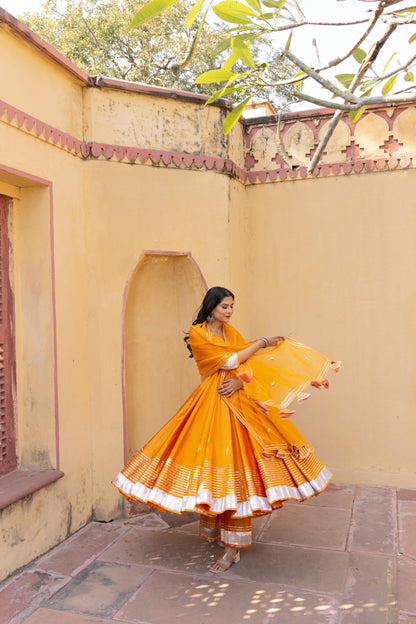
top-left (20, 0), bottom-right (298, 108)
top-left (130, 0), bottom-right (416, 170)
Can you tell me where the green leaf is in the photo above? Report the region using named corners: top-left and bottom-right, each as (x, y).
top-left (212, 37), bottom-right (233, 56)
top-left (213, 33), bottom-right (258, 58)
top-left (206, 85), bottom-right (243, 104)
top-left (349, 106), bottom-right (366, 124)
top-left (409, 32), bottom-right (416, 43)
top-left (194, 68), bottom-right (236, 83)
top-left (222, 51), bottom-right (239, 70)
top-left (185, 0), bottom-right (205, 28)
top-left (212, 6), bottom-right (251, 23)
top-left (213, 0), bottom-right (259, 16)
top-left (231, 36), bottom-right (255, 68)
top-left (223, 96), bottom-right (251, 134)
top-left (404, 71), bottom-right (414, 82)
top-left (284, 30), bottom-right (292, 52)
top-left (335, 73), bottom-right (355, 88)
top-left (244, 0), bottom-right (262, 13)
top-left (291, 70), bottom-right (306, 86)
top-left (383, 52), bottom-right (397, 74)
top-left (352, 48), bottom-right (366, 64)
top-left (261, 0), bottom-right (285, 8)
top-left (361, 87), bottom-right (373, 97)
top-left (130, 0), bottom-right (180, 27)
top-left (396, 6), bottom-right (416, 13)
top-left (382, 74), bottom-right (397, 95)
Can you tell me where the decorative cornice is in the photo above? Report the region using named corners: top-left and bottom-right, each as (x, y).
top-left (245, 155), bottom-right (416, 184)
top-left (0, 99), bottom-right (246, 182)
top-left (2, 98), bottom-right (416, 186)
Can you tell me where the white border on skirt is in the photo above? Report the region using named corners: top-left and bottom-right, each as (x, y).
top-left (112, 466), bottom-right (333, 518)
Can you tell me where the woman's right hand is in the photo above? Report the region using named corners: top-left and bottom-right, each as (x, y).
top-left (238, 335), bottom-right (285, 364)
top-left (262, 336), bottom-right (285, 347)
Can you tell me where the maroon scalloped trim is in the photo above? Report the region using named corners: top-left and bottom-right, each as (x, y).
top-left (1, 97), bottom-right (415, 186)
top-left (242, 154), bottom-right (416, 183)
top-left (0, 99), bottom-right (247, 182)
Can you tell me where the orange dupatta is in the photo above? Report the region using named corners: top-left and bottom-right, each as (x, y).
top-left (189, 322), bottom-right (339, 416)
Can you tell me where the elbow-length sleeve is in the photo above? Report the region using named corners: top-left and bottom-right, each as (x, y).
top-left (220, 353), bottom-right (239, 370)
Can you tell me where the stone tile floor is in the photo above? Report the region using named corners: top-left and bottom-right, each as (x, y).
top-left (1, 483), bottom-right (416, 624)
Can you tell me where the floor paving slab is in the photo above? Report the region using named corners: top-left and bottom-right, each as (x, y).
top-left (21, 608), bottom-right (121, 624)
top-left (115, 569), bottom-right (339, 624)
top-left (338, 553), bottom-right (396, 624)
top-left (154, 511), bottom-right (200, 528)
top-left (397, 557), bottom-right (416, 616)
top-left (1, 483), bottom-right (414, 624)
top-left (99, 528), bottom-right (219, 576)
top-left (226, 541), bottom-right (349, 594)
top-left (398, 490), bottom-right (416, 502)
top-left (285, 484), bottom-right (355, 510)
top-left (44, 561), bottom-right (152, 618)
top-left (398, 501), bottom-right (416, 559)
top-left (399, 614), bottom-right (416, 623)
top-left (34, 522), bottom-right (128, 577)
top-left (117, 513), bottom-right (170, 530)
top-left (348, 486), bottom-right (396, 555)
top-left (261, 503), bottom-right (351, 550)
top-left (0, 571), bottom-right (67, 624)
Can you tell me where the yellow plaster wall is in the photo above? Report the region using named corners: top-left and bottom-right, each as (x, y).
top-left (0, 480), bottom-right (75, 580)
top-left (125, 254), bottom-right (206, 455)
top-left (245, 172), bottom-right (416, 488)
top-left (12, 186), bottom-right (56, 469)
top-left (83, 88), bottom-right (245, 164)
top-left (0, 24), bottom-right (84, 138)
top-left (81, 160), bottom-right (235, 519)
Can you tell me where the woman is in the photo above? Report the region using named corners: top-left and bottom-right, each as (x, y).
top-left (112, 287), bottom-right (339, 573)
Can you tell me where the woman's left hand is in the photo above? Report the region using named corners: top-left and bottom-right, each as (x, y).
top-left (218, 377), bottom-right (243, 397)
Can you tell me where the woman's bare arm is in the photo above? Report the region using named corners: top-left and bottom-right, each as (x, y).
top-left (237, 336), bottom-right (284, 364)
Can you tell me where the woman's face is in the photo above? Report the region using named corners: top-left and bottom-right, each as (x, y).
top-left (212, 296), bottom-right (234, 324)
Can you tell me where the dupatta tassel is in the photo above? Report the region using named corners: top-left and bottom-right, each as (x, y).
top-left (310, 380), bottom-right (322, 389)
top-left (280, 409), bottom-right (296, 419)
top-left (254, 400), bottom-right (270, 414)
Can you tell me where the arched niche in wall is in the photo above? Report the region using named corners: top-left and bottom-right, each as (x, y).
top-left (124, 252), bottom-right (206, 460)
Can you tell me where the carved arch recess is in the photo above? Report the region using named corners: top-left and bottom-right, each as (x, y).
top-left (123, 252), bottom-right (206, 460)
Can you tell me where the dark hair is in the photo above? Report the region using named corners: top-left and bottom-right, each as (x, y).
top-left (184, 286), bottom-right (235, 357)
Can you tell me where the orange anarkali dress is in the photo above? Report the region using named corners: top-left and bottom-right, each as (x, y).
top-left (112, 322), bottom-right (339, 544)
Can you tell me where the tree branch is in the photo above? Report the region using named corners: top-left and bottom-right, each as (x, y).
top-left (284, 50), bottom-right (359, 102)
top-left (291, 90), bottom-right (360, 109)
top-left (275, 112), bottom-right (294, 167)
top-left (308, 17), bottom-right (398, 172)
top-left (316, 4), bottom-right (384, 71)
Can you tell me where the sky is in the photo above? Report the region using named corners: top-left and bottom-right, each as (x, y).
top-left (0, 0), bottom-right (43, 14)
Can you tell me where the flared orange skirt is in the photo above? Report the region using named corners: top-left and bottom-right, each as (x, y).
top-left (112, 369), bottom-right (332, 519)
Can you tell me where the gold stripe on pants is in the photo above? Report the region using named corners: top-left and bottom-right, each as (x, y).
top-left (199, 511), bottom-right (252, 547)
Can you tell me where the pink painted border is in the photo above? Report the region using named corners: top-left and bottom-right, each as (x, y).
top-left (243, 154), bottom-right (416, 184)
top-left (0, 164), bottom-right (60, 470)
top-left (120, 251), bottom-right (207, 464)
top-left (0, 99), bottom-right (247, 182)
top-left (3, 96), bottom-right (416, 186)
